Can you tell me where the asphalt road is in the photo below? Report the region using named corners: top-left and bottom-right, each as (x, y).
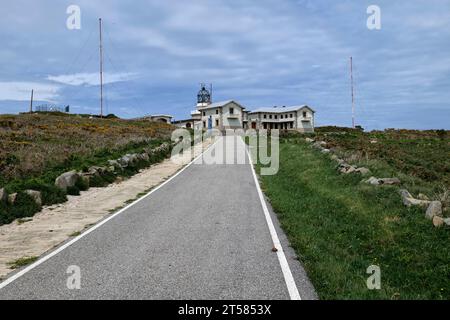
top-left (0, 136), bottom-right (317, 300)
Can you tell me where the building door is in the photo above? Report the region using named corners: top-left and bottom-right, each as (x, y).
top-left (208, 116), bottom-right (212, 130)
top-left (251, 122), bottom-right (257, 129)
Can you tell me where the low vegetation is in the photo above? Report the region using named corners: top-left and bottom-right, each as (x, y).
top-left (256, 128), bottom-right (449, 299)
top-left (0, 112), bottom-right (174, 225)
top-left (7, 256), bottom-right (38, 269)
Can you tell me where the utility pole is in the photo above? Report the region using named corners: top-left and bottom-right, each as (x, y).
top-left (29, 89), bottom-right (34, 113)
top-left (99, 18), bottom-right (104, 118)
top-left (350, 56), bottom-right (355, 128)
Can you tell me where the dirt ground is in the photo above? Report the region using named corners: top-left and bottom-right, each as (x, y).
top-left (0, 139), bottom-right (211, 279)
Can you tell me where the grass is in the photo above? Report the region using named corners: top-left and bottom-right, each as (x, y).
top-left (7, 256), bottom-right (38, 269)
top-left (255, 136), bottom-right (449, 299)
top-left (69, 231), bottom-right (82, 237)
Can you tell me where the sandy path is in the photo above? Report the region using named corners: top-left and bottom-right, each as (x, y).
top-left (0, 140), bottom-right (211, 279)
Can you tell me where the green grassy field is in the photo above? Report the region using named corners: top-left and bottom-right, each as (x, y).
top-left (256, 132), bottom-right (449, 299)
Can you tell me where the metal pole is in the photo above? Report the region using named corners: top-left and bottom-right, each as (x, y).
top-left (99, 18), bottom-right (103, 118)
top-left (30, 89), bottom-right (34, 113)
top-left (350, 56), bottom-right (355, 128)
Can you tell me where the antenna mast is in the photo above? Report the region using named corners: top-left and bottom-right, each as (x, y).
top-left (350, 56), bottom-right (355, 128)
top-left (99, 18), bottom-right (104, 118)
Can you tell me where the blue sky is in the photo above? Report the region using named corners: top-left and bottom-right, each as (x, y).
top-left (0, 0), bottom-right (449, 130)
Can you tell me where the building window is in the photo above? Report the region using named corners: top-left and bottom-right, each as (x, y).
top-left (215, 119), bottom-right (219, 127)
top-left (203, 121), bottom-right (206, 127)
top-left (203, 111), bottom-right (206, 116)
top-left (290, 114), bottom-right (293, 118)
top-left (303, 111), bottom-right (307, 118)
top-left (230, 107), bottom-right (234, 114)
top-left (269, 115), bottom-right (273, 119)
top-left (216, 109), bottom-right (219, 114)
top-left (264, 114), bottom-right (267, 119)
top-left (281, 115), bottom-right (283, 119)
top-left (275, 115), bottom-right (278, 119)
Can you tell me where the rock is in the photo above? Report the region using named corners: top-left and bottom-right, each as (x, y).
top-left (425, 201), bottom-right (443, 220)
top-left (355, 167), bottom-right (371, 175)
top-left (432, 216), bottom-right (444, 227)
top-left (107, 166), bottom-right (116, 173)
top-left (0, 188), bottom-right (8, 205)
top-left (55, 171), bottom-right (80, 191)
top-left (378, 178), bottom-right (401, 185)
top-left (365, 177), bottom-right (380, 185)
top-left (138, 153), bottom-right (150, 162)
top-left (399, 189), bottom-right (431, 208)
top-left (8, 193), bottom-right (17, 205)
top-left (444, 218), bottom-right (450, 226)
top-left (319, 141), bottom-right (327, 147)
top-left (118, 154), bottom-right (139, 167)
top-left (417, 193), bottom-right (430, 201)
top-left (305, 138), bottom-right (314, 143)
top-left (79, 174), bottom-right (90, 187)
top-left (321, 149), bottom-right (331, 154)
top-left (370, 139), bottom-right (378, 144)
top-left (25, 190), bottom-right (42, 207)
top-left (331, 154), bottom-right (339, 160)
top-left (107, 160), bottom-right (121, 168)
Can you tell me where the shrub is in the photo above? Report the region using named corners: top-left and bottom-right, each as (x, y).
top-left (9, 192), bottom-right (41, 220)
top-left (75, 176), bottom-right (89, 191)
top-left (66, 185), bottom-right (80, 196)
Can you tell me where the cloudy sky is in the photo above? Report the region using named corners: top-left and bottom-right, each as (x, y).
top-left (0, 0), bottom-right (449, 130)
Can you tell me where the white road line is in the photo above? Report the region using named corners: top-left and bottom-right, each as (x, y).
top-left (0, 140), bottom-right (215, 290)
top-left (243, 138), bottom-right (302, 300)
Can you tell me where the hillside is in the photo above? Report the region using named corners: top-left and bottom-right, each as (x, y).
top-left (256, 128), bottom-right (449, 299)
top-left (0, 113), bottom-right (174, 225)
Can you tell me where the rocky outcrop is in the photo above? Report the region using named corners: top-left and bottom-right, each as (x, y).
top-left (378, 178), bottom-right (401, 185)
top-left (399, 189), bottom-right (431, 208)
top-left (25, 190), bottom-right (42, 207)
top-left (354, 167), bottom-right (371, 175)
top-left (433, 216), bottom-right (445, 228)
top-left (8, 193), bottom-right (17, 205)
top-left (0, 188), bottom-right (7, 205)
top-left (55, 171), bottom-right (80, 191)
top-left (425, 201), bottom-right (443, 220)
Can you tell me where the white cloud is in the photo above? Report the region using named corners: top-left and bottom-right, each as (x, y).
top-left (47, 72), bottom-right (138, 86)
top-left (0, 82), bottom-right (60, 101)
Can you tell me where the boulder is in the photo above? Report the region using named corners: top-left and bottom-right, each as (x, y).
top-left (432, 216), bottom-right (444, 228)
top-left (305, 138), bottom-right (314, 143)
top-left (55, 171), bottom-right (80, 191)
top-left (25, 190), bottom-right (42, 207)
top-left (399, 189), bottom-right (431, 208)
top-left (8, 193), bottom-right (17, 205)
top-left (370, 139), bottom-right (378, 144)
top-left (138, 153), bottom-right (150, 162)
top-left (0, 188), bottom-right (8, 205)
top-left (444, 218), bottom-right (450, 226)
top-left (107, 160), bottom-right (121, 169)
top-left (365, 177), bottom-right (380, 185)
top-left (425, 201), bottom-right (443, 220)
top-left (118, 154), bottom-right (139, 167)
top-left (321, 149), bottom-right (331, 154)
top-left (417, 193), bottom-right (430, 201)
top-left (107, 166), bottom-right (116, 173)
top-left (355, 167), bottom-right (371, 175)
top-left (378, 178), bottom-right (401, 185)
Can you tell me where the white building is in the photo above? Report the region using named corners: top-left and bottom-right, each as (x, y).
top-left (174, 85), bottom-right (315, 132)
top-left (246, 105), bottom-right (315, 132)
